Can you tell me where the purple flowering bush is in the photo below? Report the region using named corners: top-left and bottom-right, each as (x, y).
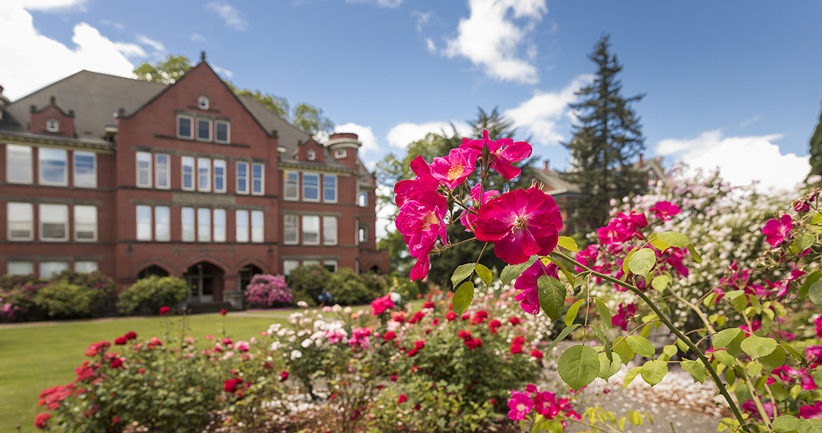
top-left (244, 274), bottom-right (292, 306)
top-left (0, 274), bottom-right (48, 322)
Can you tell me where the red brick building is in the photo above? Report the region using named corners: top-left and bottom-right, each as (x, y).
top-left (0, 58), bottom-right (388, 308)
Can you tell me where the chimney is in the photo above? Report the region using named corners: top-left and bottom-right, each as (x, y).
top-left (638, 153), bottom-right (643, 166)
top-left (0, 85), bottom-right (8, 122)
top-left (543, 159), bottom-right (550, 172)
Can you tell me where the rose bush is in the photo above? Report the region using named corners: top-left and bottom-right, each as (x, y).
top-left (244, 273), bottom-right (292, 307)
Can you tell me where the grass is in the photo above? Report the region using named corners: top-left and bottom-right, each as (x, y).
top-left (0, 313), bottom-right (285, 433)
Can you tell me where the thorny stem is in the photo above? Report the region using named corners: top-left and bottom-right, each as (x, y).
top-left (668, 288), bottom-right (716, 334)
top-left (568, 417), bottom-right (620, 433)
top-left (554, 251), bottom-right (751, 433)
top-left (431, 236), bottom-right (477, 254)
top-left (742, 373), bottom-right (772, 430)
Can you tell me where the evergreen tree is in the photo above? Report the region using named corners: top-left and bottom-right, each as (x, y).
top-left (807, 103), bottom-right (822, 181)
top-left (562, 35), bottom-right (646, 228)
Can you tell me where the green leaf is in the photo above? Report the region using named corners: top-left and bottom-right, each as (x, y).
top-left (682, 360), bottom-right (707, 383)
top-left (623, 248), bottom-right (637, 274)
top-left (658, 231), bottom-right (690, 249)
top-left (593, 298), bottom-right (612, 329)
top-left (662, 345), bottom-right (678, 359)
top-left (537, 276), bottom-right (566, 321)
top-left (500, 256), bottom-right (538, 285)
top-left (761, 346), bottom-right (786, 371)
top-left (796, 234), bottom-right (816, 252)
top-left (598, 351), bottom-right (622, 380)
top-left (772, 415), bottom-right (803, 433)
top-left (452, 282), bottom-right (475, 315)
top-left (545, 324), bottom-right (580, 355)
top-left (809, 280), bottom-right (822, 306)
top-left (451, 263), bottom-right (476, 288)
top-left (725, 331), bottom-right (746, 357)
top-left (565, 299), bottom-right (585, 326)
top-left (781, 342), bottom-right (808, 368)
top-left (799, 271), bottom-right (822, 299)
top-left (542, 256), bottom-right (576, 285)
top-left (675, 338), bottom-right (690, 353)
top-left (741, 335), bottom-right (777, 359)
top-left (627, 411), bottom-right (643, 426)
top-left (641, 360), bottom-right (668, 386)
top-left (651, 275), bottom-right (671, 292)
top-left (628, 249), bottom-right (656, 277)
top-left (557, 345), bottom-right (600, 391)
top-left (687, 244), bottom-right (702, 263)
top-left (623, 367), bottom-right (642, 388)
top-left (626, 335), bottom-right (655, 357)
top-left (712, 328), bottom-right (742, 350)
top-left (714, 350), bottom-right (737, 366)
top-left (557, 236), bottom-right (578, 252)
top-left (612, 336), bottom-right (635, 365)
top-left (475, 264), bottom-right (492, 286)
top-left (589, 327), bottom-right (612, 362)
top-left (648, 233), bottom-right (670, 252)
top-left (813, 212), bottom-right (822, 225)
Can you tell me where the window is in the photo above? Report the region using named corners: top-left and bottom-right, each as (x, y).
top-left (7, 202), bottom-right (33, 241)
top-left (74, 206), bottom-right (97, 241)
top-left (8, 261), bottom-right (33, 276)
top-left (178, 115), bottom-right (193, 139)
top-left (198, 208), bottom-right (210, 242)
top-left (214, 160), bottom-right (226, 192)
top-left (303, 259), bottom-right (320, 267)
top-left (323, 174), bottom-right (337, 202)
top-left (303, 173), bottom-right (319, 201)
top-left (214, 209), bottom-right (226, 242)
top-left (323, 216), bottom-right (337, 245)
top-left (284, 171), bottom-right (298, 200)
top-left (40, 204), bottom-right (68, 241)
top-left (236, 162), bottom-right (249, 194)
top-left (198, 158), bottom-right (211, 191)
top-left (307, 150), bottom-right (316, 161)
top-left (236, 210), bottom-right (249, 242)
top-left (197, 119), bottom-right (211, 141)
top-left (335, 149), bottom-right (347, 159)
top-left (136, 205), bottom-right (152, 240)
top-left (7, 145), bottom-right (32, 183)
top-left (39, 148), bottom-right (67, 186)
top-left (74, 151), bottom-right (96, 187)
top-left (283, 260), bottom-right (299, 276)
top-left (75, 261), bottom-right (98, 273)
top-left (303, 215), bottom-right (320, 245)
top-left (155, 206), bottom-right (170, 241)
top-left (252, 163), bottom-right (264, 195)
top-left (284, 215), bottom-right (299, 245)
top-left (40, 262), bottom-right (68, 278)
top-left (215, 121), bottom-right (230, 143)
top-left (198, 96), bottom-right (209, 110)
top-left (182, 208), bottom-right (195, 241)
top-left (46, 118), bottom-right (59, 132)
top-left (251, 211), bottom-right (264, 243)
top-left (323, 260), bottom-right (338, 273)
top-left (136, 152), bottom-right (152, 188)
top-left (359, 226), bottom-right (367, 243)
top-left (182, 157), bottom-right (194, 190)
top-left (155, 154), bottom-right (170, 189)
top-left (358, 191), bottom-right (368, 207)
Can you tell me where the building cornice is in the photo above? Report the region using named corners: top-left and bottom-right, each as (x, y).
top-left (0, 132), bottom-right (115, 152)
top-left (279, 161), bottom-right (357, 174)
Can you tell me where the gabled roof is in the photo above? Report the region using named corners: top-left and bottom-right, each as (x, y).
top-left (529, 167), bottom-right (582, 197)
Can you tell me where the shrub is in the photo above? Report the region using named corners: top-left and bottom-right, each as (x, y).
top-left (0, 274), bottom-right (47, 322)
top-left (288, 265), bottom-right (330, 304)
top-left (116, 276), bottom-right (187, 315)
top-left (33, 280), bottom-right (100, 319)
top-left (244, 274), bottom-right (292, 306)
top-left (326, 268), bottom-right (380, 305)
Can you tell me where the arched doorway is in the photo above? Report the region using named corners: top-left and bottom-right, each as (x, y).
top-left (183, 262), bottom-right (224, 304)
top-left (137, 265), bottom-right (169, 279)
top-left (237, 264), bottom-right (263, 292)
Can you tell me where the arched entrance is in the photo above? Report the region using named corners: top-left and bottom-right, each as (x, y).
top-left (183, 262), bottom-right (224, 304)
top-left (238, 264), bottom-right (263, 292)
top-left (137, 265), bottom-right (169, 279)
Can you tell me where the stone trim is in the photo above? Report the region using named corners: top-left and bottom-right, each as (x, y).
top-left (3, 254), bottom-right (105, 261)
top-left (130, 145), bottom-right (263, 161)
top-left (129, 198), bottom-right (267, 211)
top-left (0, 195), bottom-right (105, 206)
top-left (0, 133), bottom-right (116, 152)
top-left (278, 161), bottom-right (356, 174)
top-left (279, 209), bottom-right (342, 217)
top-left (281, 254), bottom-right (341, 261)
top-left (0, 183), bottom-right (114, 192)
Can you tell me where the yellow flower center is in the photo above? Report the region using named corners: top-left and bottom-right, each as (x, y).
top-left (514, 216), bottom-right (528, 230)
top-left (447, 164), bottom-right (464, 180)
top-left (423, 212), bottom-right (439, 231)
top-left (517, 403), bottom-right (526, 412)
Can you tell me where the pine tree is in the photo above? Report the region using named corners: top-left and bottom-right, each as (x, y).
top-left (807, 103), bottom-right (822, 182)
top-left (562, 35), bottom-right (646, 229)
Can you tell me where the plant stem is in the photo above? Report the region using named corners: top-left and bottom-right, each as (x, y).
top-left (742, 373), bottom-right (772, 430)
top-left (669, 288), bottom-right (716, 334)
top-left (554, 251), bottom-right (751, 433)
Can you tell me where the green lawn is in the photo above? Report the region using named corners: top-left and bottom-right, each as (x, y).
top-left (0, 314), bottom-right (284, 432)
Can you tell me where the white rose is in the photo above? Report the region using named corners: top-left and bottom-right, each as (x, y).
top-left (291, 350), bottom-right (302, 359)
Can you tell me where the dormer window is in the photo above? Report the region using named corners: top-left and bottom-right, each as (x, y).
top-left (46, 119), bottom-right (59, 132)
top-left (307, 150), bottom-right (316, 161)
top-left (198, 96), bottom-right (209, 110)
top-left (335, 149), bottom-right (347, 159)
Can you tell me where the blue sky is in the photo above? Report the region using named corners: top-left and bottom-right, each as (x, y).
top-left (2, 0), bottom-right (821, 192)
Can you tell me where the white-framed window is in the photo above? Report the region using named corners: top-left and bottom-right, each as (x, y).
top-left (197, 118), bottom-right (212, 141)
top-left (197, 208), bottom-right (210, 242)
top-left (136, 152), bottom-right (152, 188)
top-left (74, 205), bottom-right (97, 242)
top-left (39, 148), bottom-right (68, 186)
top-left (284, 214), bottom-right (299, 245)
top-left (252, 163), bottom-right (264, 195)
top-left (40, 261), bottom-right (68, 278)
top-left (283, 260), bottom-right (299, 276)
top-left (323, 260), bottom-right (338, 273)
top-left (198, 158), bottom-right (211, 192)
top-left (182, 157), bottom-right (195, 191)
top-left (73, 151), bottom-right (96, 188)
top-left (40, 204), bottom-right (68, 241)
top-left (323, 174), bottom-right (337, 203)
top-left (182, 207), bottom-right (195, 242)
top-left (251, 210), bottom-right (264, 243)
top-left (213, 160), bottom-right (226, 192)
top-left (155, 206), bottom-right (170, 241)
top-left (307, 150), bottom-right (316, 161)
top-left (323, 216), bottom-right (337, 245)
top-left (155, 154), bottom-right (170, 189)
top-left (177, 115), bottom-right (193, 139)
top-left (302, 215), bottom-right (320, 245)
top-left (215, 121), bottom-right (230, 143)
top-left (335, 149), bottom-right (347, 159)
top-left (6, 145), bottom-right (32, 184)
top-left (303, 259), bottom-right (320, 267)
top-left (75, 261), bottom-right (98, 273)
top-left (7, 202), bottom-right (33, 241)
top-left (236, 210), bottom-right (249, 242)
top-left (236, 162), bottom-right (249, 194)
top-left (214, 209), bottom-right (226, 242)
top-left (359, 225), bottom-right (367, 243)
top-left (358, 191), bottom-right (368, 207)
top-left (284, 171), bottom-right (298, 200)
top-left (46, 118), bottom-right (59, 132)
top-left (198, 96), bottom-right (209, 110)
top-left (136, 205), bottom-right (152, 241)
top-left (303, 173), bottom-right (319, 202)
top-left (8, 261), bottom-right (34, 276)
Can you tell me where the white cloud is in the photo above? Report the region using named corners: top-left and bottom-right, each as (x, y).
top-left (375, 184), bottom-right (395, 241)
top-left (135, 34), bottom-right (165, 52)
top-left (334, 122), bottom-right (379, 155)
top-left (386, 121), bottom-right (472, 149)
top-left (442, 0), bottom-right (547, 84)
top-left (503, 74), bottom-right (592, 145)
top-left (212, 65), bottom-right (233, 78)
top-left (206, 1), bottom-right (249, 31)
top-left (190, 33), bottom-right (207, 43)
top-left (346, 0), bottom-right (404, 8)
top-left (425, 38), bottom-right (436, 53)
top-left (99, 19), bottom-right (125, 30)
top-left (113, 42), bottom-right (147, 58)
top-left (739, 115), bottom-right (761, 129)
top-left (0, 3), bottom-right (136, 100)
top-left (16, 0), bottom-right (86, 11)
top-left (412, 11), bottom-right (432, 32)
top-left (656, 130), bottom-right (809, 192)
